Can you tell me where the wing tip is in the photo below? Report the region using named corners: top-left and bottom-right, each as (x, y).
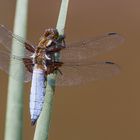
top-left (105, 61), bottom-right (115, 64)
top-left (107, 32), bottom-right (118, 36)
top-left (106, 32), bottom-right (125, 44)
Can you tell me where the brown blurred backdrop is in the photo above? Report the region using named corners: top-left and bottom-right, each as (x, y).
top-left (0, 0), bottom-right (140, 140)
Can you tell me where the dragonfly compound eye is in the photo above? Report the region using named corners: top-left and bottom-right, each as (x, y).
top-left (44, 28), bottom-right (59, 39)
top-left (51, 29), bottom-right (59, 39)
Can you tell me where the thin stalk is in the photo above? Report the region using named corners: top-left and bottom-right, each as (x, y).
top-left (33, 0), bottom-right (69, 140)
top-left (4, 0), bottom-right (28, 140)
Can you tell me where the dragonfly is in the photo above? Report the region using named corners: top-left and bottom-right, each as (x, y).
top-left (0, 25), bottom-right (124, 125)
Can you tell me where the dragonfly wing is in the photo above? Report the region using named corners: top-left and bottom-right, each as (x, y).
top-left (60, 33), bottom-right (124, 63)
top-left (55, 61), bottom-right (120, 86)
top-left (0, 25), bottom-right (35, 57)
top-left (0, 50), bottom-right (32, 82)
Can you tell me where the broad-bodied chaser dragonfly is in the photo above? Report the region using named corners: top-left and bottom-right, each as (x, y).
top-left (0, 25), bottom-right (124, 125)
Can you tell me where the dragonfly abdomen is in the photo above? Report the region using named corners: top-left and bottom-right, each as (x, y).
top-left (30, 68), bottom-right (46, 125)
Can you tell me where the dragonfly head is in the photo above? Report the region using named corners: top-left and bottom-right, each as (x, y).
top-left (44, 28), bottom-right (59, 40)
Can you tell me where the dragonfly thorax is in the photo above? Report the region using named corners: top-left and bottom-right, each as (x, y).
top-left (33, 49), bottom-right (49, 70)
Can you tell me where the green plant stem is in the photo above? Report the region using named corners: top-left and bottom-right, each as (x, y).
top-left (4, 0), bottom-right (28, 140)
top-left (33, 0), bottom-right (69, 140)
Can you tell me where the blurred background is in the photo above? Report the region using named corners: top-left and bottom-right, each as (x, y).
top-left (0, 0), bottom-right (140, 140)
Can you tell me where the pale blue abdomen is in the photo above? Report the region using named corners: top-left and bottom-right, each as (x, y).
top-left (30, 68), bottom-right (46, 125)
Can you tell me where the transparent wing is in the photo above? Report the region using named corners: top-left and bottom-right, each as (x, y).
top-left (0, 50), bottom-right (32, 82)
top-left (0, 25), bottom-right (35, 57)
top-left (60, 33), bottom-right (124, 63)
top-left (55, 61), bottom-right (120, 86)
top-left (0, 27), bottom-right (123, 86)
top-left (0, 50), bottom-right (120, 85)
